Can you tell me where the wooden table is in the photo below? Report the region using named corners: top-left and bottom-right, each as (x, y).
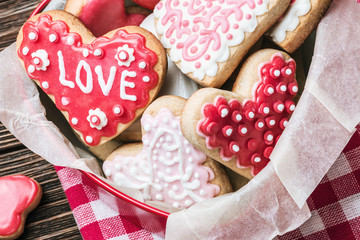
top-left (0, 0), bottom-right (82, 239)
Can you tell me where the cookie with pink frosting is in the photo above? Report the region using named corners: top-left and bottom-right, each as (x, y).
top-left (103, 96), bottom-right (232, 209)
top-left (16, 10), bottom-right (167, 147)
top-left (154, 0), bottom-right (291, 87)
top-left (181, 49), bottom-right (298, 179)
top-left (0, 175), bottom-right (42, 240)
top-left (65, 0), bottom-right (151, 37)
top-left (268, 0), bottom-right (332, 53)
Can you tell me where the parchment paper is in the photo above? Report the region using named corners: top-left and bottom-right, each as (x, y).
top-left (0, 0), bottom-right (358, 239)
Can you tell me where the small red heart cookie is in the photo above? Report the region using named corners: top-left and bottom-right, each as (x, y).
top-left (154, 0), bottom-right (291, 87)
top-left (181, 49), bottom-right (298, 179)
top-left (268, 0), bottom-right (332, 53)
top-left (103, 96), bottom-right (232, 209)
top-left (132, 0), bottom-right (160, 10)
top-left (0, 175), bottom-right (42, 240)
top-left (16, 10), bottom-right (166, 146)
top-left (65, 0), bottom-right (151, 37)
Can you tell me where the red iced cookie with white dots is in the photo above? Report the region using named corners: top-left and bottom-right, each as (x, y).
top-left (16, 10), bottom-right (167, 147)
top-left (181, 49), bottom-right (298, 179)
top-left (0, 175), bottom-right (42, 240)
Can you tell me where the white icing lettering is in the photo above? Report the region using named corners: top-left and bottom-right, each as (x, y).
top-left (76, 60), bottom-right (93, 94)
top-left (95, 66), bottom-right (116, 96)
top-left (57, 51), bottom-right (75, 88)
top-left (120, 70), bottom-right (137, 101)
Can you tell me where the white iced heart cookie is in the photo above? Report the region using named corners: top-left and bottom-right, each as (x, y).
top-left (154, 0), bottom-right (291, 87)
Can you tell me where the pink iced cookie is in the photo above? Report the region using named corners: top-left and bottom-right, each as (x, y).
top-left (0, 175), bottom-right (42, 240)
top-left (103, 96), bottom-right (232, 209)
top-left (65, 0), bottom-right (150, 37)
top-left (181, 49), bottom-right (298, 179)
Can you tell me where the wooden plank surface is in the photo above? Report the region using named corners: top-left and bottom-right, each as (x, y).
top-left (0, 0), bottom-right (82, 239)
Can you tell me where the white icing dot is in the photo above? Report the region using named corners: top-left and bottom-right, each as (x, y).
top-left (232, 144), bottom-right (240, 152)
top-left (104, 169), bottom-right (112, 176)
top-left (33, 58), bottom-right (40, 64)
top-left (67, 37), bottom-right (75, 45)
top-left (258, 122), bottom-right (264, 128)
top-left (267, 134), bottom-right (273, 142)
top-left (236, 114), bottom-right (242, 121)
top-left (268, 87), bottom-right (274, 95)
top-left (153, 164), bottom-right (158, 169)
top-left (22, 47), bottom-right (29, 55)
top-left (49, 34), bottom-right (57, 42)
top-left (83, 49), bottom-right (89, 58)
top-left (286, 69), bottom-right (292, 75)
top-left (221, 109), bottom-right (229, 118)
top-left (163, 117), bottom-right (169, 123)
top-left (156, 143), bottom-right (161, 148)
top-left (172, 122), bottom-right (178, 129)
top-left (248, 112), bottom-right (255, 119)
top-left (241, 127), bottom-right (247, 134)
top-left (173, 202), bottom-right (180, 208)
top-left (164, 183), bottom-right (169, 187)
top-left (115, 163), bottom-right (121, 170)
top-left (28, 32), bottom-right (37, 40)
top-left (278, 104), bottom-right (285, 112)
top-left (71, 118), bottom-right (78, 125)
top-left (155, 194), bottom-right (163, 201)
top-left (226, 128), bottom-right (233, 136)
top-left (185, 148), bottom-right (191, 154)
top-left (173, 185), bottom-right (179, 191)
top-left (274, 70), bottom-right (281, 77)
top-left (254, 157), bottom-right (261, 163)
top-left (264, 107), bottom-right (270, 114)
top-left (61, 97), bottom-right (70, 106)
top-left (185, 200), bottom-right (193, 207)
top-left (28, 65), bottom-right (35, 73)
top-left (160, 137), bottom-right (164, 143)
top-left (119, 51), bottom-right (127, 60)
top-left (154, 149), bottom-right (159, 154)
top-left (283, 120), bottom-right (288, 127)
top-left (94, 49), bottom-right (102, 56)
top-left (113, 107), bottom-right (121, 114)
top-left (166, 168), bottom-right (172, 173)
top-left (42, 81), bottom-right (49, 89)
top-left (144, 124), bottom-right (151, 132)
top-left (194, 172), bottom-right (199, 178)
top-left (290, 104), bottom-right (296, 111)
top-left (270, 120), bottom-right (275, 126)
top-left (200, 190), bottom-right (206, 196)
top-left (152, 156), bottom-right (158, 161)
top-left (86, 136), bottom-right (93, 143)
top-left (143, 139), bottom-right (150, 146)
top-left (143, 76), bottom-right (150, 82)
top-left (139, 61), bottom-right (147, 69)
top-left (280, 85), bottom-right (287, 92)
top-left (292, 86), bottom-right (298, 93)
top-left (188, 157), bottom-right (193, 163)
top-left (155, 178), bottom-right (160, 183)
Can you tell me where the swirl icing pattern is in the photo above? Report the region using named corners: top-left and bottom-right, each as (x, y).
top-left (197, 53), bottom-right (297, 175)
top-left (154, 0), bottom-right (270, 80)
top-left (103, 108), bottom-right (220, 209)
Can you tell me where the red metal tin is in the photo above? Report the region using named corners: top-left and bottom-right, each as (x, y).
top-left (31, 1), bottom-right (170, 237)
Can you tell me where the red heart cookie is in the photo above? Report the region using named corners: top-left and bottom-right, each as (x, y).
top-left (181, 49), bottom-right (298, 179)
top-left (16, 11), bottom-right (166, 146)
top-left (154, 0), bottom-right (291, 87)
top-left (65, 0), bottom-right (151, 37)
top-left (0, 175), bottom-right (42, 240)
top-left (132, 0), bottom-right (160, 10)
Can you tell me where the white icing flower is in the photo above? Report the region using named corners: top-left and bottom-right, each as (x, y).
top-left (87, 108), bottom-right (108, 130)
top-left (31, 49), bottom-right (50, 71)
top-left (115, 44), bottom-right (135, 67)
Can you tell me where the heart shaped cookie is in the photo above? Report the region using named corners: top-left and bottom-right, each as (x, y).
top-left (154, 0), bottom-right (291, 87)
top-left (65, 0), bottom-right (151, 37)
top-left (268, 0), bottom-right (332, 53)
top-left (103, 96), bottom-right (232, 209)
top-left (0, 175), bottom-right (42, 240)
top-left (181, 49), bottom-right (298, 179)
top-left (16, 10), bottom-right (166, 146)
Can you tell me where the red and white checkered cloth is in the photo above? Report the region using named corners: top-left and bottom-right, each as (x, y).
top-left (54, 127), bottom-right (360, 240)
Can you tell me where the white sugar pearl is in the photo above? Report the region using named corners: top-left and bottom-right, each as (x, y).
top-left (104, 169), bottom-right (112, 176)
top-left (248, 112), bottom-right (255, 118)
top-left (156, 194), bottom-right (163, 201)
top-left (280, 85), bottom-right (287, 92)
top-left (241, 127), bottom-right (247, 134)
top-left (292, 86), bottom-right (298, 93)
top-left (61, 97), bottom-right (70, 106)
top-left (221, 108), bottom-right (228, 118)
top-left (143, 76), bottom-right (150, 82)
top-left (263, 107), bottom-right (270, 114)
top-left (226, 128), bottom-right (233, 136)
top-left (113, 107), bottom-right (121, 114)
top-left (42, 81), bottom-right (49, 89)
top-left (22, 47), bottom-right (29, 55)
top-left (283, 120), bottom-right (289, 127)
top-left (254, 157), bottom-right (261, 163)
top-left (67, 37), bottom-right (75, 45)
top-left (278, 104), bottom-right (285, 112)
top-left (86, 136), bottom-right (93, 143)
top-left (49, 34), bottom-right (57, 42)
top-left (71, 118), bottom-right (78, 125)
top-left (286, 69), bottom-right (292, 75)
top-left (28, 32), bottom-right (37, 40)
top-left (28, 65), bottom-right (35, 73)
top-left (232, 144), bottom-right (240, 152)
top-left (267, 135), bottom-right (273, 141)
top-left (290, 104), bottom-right (296, 111)
top-left (268, 87), bottom-right (274, 95)
top-left (33, 58), bottom-right (40, 64)
top-left (236, 114), bottom-right (242, 121)
top-left (269, 120), bottom-right (275, 126)
top-left (139, 61), bottom-right (146, 69)
top-left (274, 70), bottom-right (280, 77)
top-left (258, 122), bottom-right (264, 128)
top-left (94, 49), bottom-right (102, 56)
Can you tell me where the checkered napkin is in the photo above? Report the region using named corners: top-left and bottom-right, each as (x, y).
top-left (54, 126), bottom-right (360, 240)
